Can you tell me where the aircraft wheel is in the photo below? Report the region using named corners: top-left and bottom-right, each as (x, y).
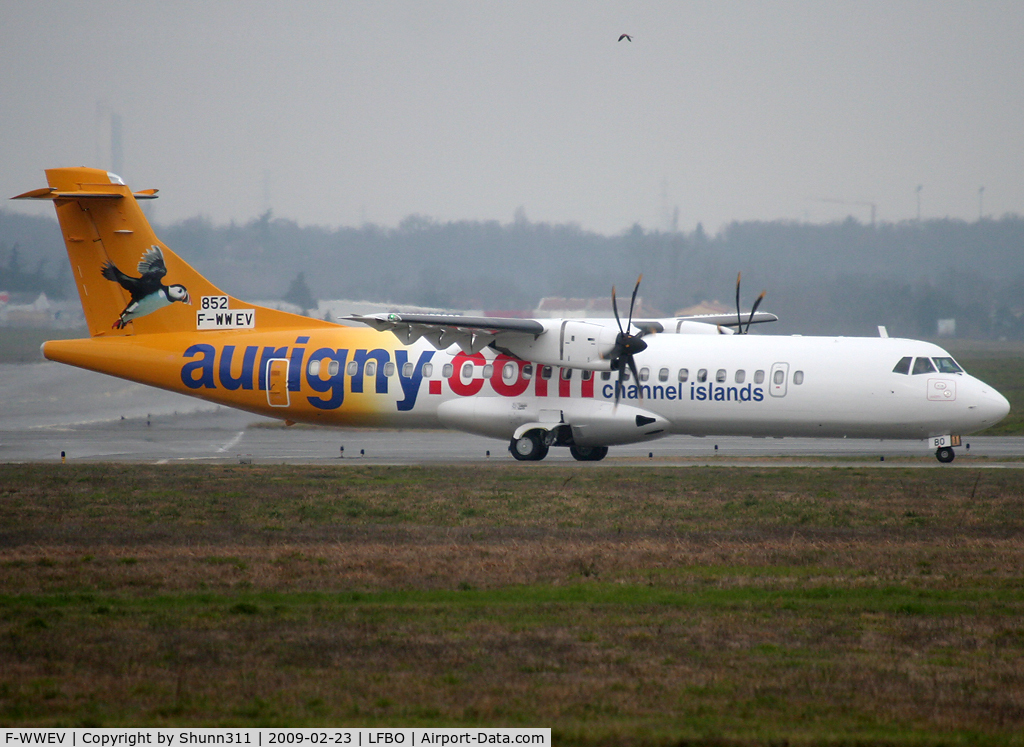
top-left (510, 431), bottom-right (549, 461)
top-left (936, 446), bottom-right (955, 463)
top-left (569, 445), bottom-right (609, 462)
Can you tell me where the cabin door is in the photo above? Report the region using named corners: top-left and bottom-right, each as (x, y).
top-left (266, 358), bottom-right (290, 407)
top-left (769, 362), bottom-right (789, 398)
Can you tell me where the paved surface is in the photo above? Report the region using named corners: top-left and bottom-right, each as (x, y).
top-left (3, 362), bottom-right (1022, 467)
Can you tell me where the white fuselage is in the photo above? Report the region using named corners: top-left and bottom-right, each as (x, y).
top-left (342, 332), bottom-right (1009, 447)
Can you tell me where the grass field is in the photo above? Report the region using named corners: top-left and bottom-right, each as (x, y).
top-left (1, 464), bottom-right (1023, 745)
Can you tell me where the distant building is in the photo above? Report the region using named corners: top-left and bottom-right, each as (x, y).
top-left (675, 300), bottom-right (731, 317)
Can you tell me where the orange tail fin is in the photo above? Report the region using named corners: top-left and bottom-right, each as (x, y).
top-left (12, 167), bottom-right (329, 336)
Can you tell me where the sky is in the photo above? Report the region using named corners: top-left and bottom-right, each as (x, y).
top-left (2, 1), bottom-right (1023, 235)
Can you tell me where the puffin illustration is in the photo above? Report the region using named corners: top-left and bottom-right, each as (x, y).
top-left (101, 245), bottom-right (191, 329)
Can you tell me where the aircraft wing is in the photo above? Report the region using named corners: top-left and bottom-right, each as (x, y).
top-left (675, 311), bottom-right (778, 328)
top-left (343, 313), bottom-right (545, 354)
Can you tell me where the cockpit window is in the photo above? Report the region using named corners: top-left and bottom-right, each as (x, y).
top-left (892, 357), bottom-right (912, 375)
top-left (912, 357), bottom-right (936, 375)
top-left (932, 357), bottom-right (963, 374)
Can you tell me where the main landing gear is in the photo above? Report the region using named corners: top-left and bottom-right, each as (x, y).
top-left (509, 431), bottom-right (549, 461)
top-left (935, 446), bottom-right (955, 463)
top-left (508, 429), bottom-right (609, 462)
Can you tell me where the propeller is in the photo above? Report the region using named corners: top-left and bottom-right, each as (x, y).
top-left (604, 274), bottom-right (650, 406)
top-left (726, 272), bottom-right (767, 335)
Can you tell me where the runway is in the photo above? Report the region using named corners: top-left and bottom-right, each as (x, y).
top-left (3, 363), bottom-right (1022, 466)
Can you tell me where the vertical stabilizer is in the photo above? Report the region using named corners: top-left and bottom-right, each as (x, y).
top-left (13, 167), bottom-right (328, 336)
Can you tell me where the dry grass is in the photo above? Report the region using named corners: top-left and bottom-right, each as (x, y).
top-left (1, 464), bottom-right (1024, 745)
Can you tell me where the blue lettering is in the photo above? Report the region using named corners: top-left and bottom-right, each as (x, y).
top-left (727, 386), bottom-right (738, 401)
top-left (714, 386), bottom-right (725, 401)
top-left (218, 345), bottom-right (258, 390)
top-left (306, 348), bottom-right (348, 410)
top-left (603, 384), bottom-right (614, 399)
top-left (395, 350), bottom-right (434, 411)
top-left (696, 385), bottom-right (706, 401)
top-left (288, 344), bottom-right (305, 392)
top-left (350, 349), bottom-right (391, 394)
top-left (753, 387), bottom-right (764, 402)
top-left (181, 344), bottom-right (217, 389)
top-left (740, 384), bottom-right (752, 402)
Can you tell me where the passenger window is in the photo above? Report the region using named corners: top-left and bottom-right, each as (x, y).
top-left (308, 360), bottom-right (321, 377)
top-left (716, 369), bottom-right (727, 383)
top-left (383, 362), bottom-right (395, 377)
top-left (678, 368), bottom-right (689, 382)
top-left (601, 371), bottom-right (611, 381)
top-left (639, 367), bottom-right (650, 382)
top-left (328, 360), bottom-right (340, 376)
top-left (442, 363), bottom-right (453, 378)
top-left (462, 362), bottom-right (474, 379)
top-left (793, 371), bottom-right (804, 385)
top-left (502, 362), bottom-right (517, 382)
top-left (402, 362), bottom-right (414, 377)
top-left (735, 370), bottom-right (746, 384)
top-left (697, 369), bottom-right (708, 383)
top-left (561, 368), bottom-right (572, 380)
top-left (933, 357), bottom-right (963, 374)
top-left (422, 363), bottom-right (433, 378)
top-left (892, 357), bottom-right (912, 375)
top-left (523, 364), bottom-right (533, 380)
top-left (912, 357), bottom-right (936, 375)
top-left (754, 370), bottom-right (765, 384)
top-left (541, 366), bottom-right (553, 380)
top-left (365, 360), bottom-right (377, 377)
top-left (773, 369), bottom-right (785, 385)
top-left (482, 364), bottom-right (493, 378)
top-left (658, 368), bottom-right (669, 382)
top-left (622, 367), bottom-right (631, 381)
top-left (581, 370), bottom-right (593, 381)
top-left (347, 361), bottom-right (359, 376)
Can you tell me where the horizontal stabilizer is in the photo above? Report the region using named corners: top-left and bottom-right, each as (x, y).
top-left (12, 186), bottom-right (158, 200)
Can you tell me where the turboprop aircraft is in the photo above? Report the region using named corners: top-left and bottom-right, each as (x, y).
top-left (14, 167), bottom-right (1010, 463)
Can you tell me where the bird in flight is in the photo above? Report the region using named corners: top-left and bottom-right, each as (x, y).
top-left (618, 34), bottom-right (632, 42)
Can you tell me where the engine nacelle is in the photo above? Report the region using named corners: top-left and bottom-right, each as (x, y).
top-left (499, 320), bottom-right (617, 371)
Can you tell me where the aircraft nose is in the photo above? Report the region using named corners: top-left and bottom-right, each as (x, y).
top-left (975, 385), bottom-right (1010, 427)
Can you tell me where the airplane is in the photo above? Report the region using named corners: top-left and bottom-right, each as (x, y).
top-left (13, 167), bottom-right (1010, 463)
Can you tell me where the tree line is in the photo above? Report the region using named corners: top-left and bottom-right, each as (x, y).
top-left (2, 207), bottom-right (1022, 339)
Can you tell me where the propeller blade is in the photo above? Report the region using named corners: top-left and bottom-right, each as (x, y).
top-left (627, 274), bottom-right (643, 329)
top-left (614, 359), bottom-right (626, 408)
top-left (627, 355), bottom-right (643, 401)
top-left (745, 291), bottom-right (767, 334)
top-left (611, 285), bottom-right (624, 335)
top-left (735, 272), bottom-right (743, 333)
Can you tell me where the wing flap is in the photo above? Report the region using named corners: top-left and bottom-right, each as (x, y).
top-left (344, 313), bottom-right (545, 354)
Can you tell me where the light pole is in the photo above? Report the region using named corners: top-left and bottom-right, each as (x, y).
top-left (916, 185), bottom-right (922, 222)
top-left (979, 186), bottom-right (985, 220)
